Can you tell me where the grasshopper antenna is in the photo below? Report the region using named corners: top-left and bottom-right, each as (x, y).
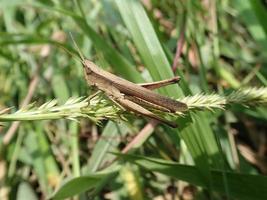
top-left (69, 32), bottom-right (85, 62)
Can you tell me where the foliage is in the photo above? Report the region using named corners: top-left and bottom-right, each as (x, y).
top-left (0, 0), bottom-right (267, 199)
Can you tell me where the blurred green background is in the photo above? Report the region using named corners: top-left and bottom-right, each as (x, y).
top-left (0, 0), bottom-right (267, 199)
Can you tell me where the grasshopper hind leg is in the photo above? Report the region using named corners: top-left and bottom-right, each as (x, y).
top-left (138, 76), bottom-right (180, 90)
top-left (113, 96), bottom-right (177, 128)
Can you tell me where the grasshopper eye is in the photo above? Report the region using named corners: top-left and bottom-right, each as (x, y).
top-left (84, 64), bottom-right (93, 74)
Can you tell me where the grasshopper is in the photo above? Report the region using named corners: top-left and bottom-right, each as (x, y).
top-left (71, 38), bottom-right (187, 128)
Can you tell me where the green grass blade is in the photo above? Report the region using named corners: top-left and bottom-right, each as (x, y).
top-left (115, 0), bottom-right (221, 174)
top-left (87, 121), bottom-right (129, 173)
top-left (119, 154), bottom-right (267, 200)
top-left (52, 169), bottom-right (118, 199)
top-left (116, 0), bottom-right (183, 97)
top-left (232, 0), bottom-right (267, 55)
top-left (52, 175), bottom-right (104, 200)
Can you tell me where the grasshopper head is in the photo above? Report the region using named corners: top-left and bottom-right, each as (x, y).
top-left (83, 60), bottom-right (94, 74)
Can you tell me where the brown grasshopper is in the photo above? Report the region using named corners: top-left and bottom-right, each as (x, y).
top-left (71, 38), bottom-right (187, 128)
